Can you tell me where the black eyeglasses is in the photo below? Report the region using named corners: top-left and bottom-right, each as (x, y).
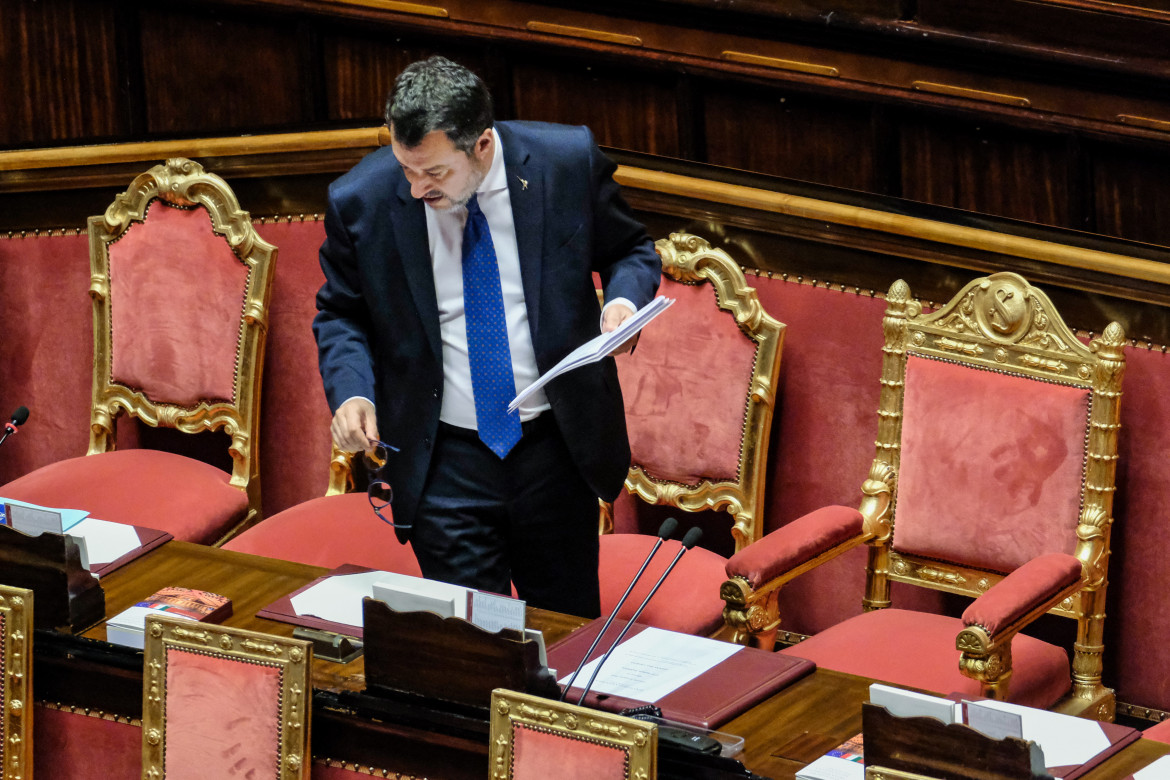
top-left (364, 439), bottom-right (409, 529)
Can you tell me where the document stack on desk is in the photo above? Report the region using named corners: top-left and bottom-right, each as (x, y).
top-left (1, 497), bottom-right (171, 577)
top-left (547, 617), bottom-right (815, 729)
top-left (258, 564), bottom-right (528, 638)
top-left (847, 684), bottom-right (1140, 780)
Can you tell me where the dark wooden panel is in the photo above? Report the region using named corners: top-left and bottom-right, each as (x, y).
top-left (323, 34), bottom-right (493, 124)
top-left (510, 60), bottom-right (681, 156)
top-left (899, 112), bottom-right (1077, 229)
top-left (917, 0), bottom-right (1170, 70)
top-left (138, 7), bottom-right (308, 134)
top-left (703, 82), bottom-right (884, 192)
top-left (1092, 143), bottom-right (1170, 247)
top-left (1, 0), bottom-right (124, 147)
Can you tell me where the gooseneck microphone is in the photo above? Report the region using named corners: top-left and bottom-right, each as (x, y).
top-left (575, 526), bottom-right (704, 706)
top-left (0, 406), bottom-right (28, 448)
top-left (559, 517), bottom-right (679, 701)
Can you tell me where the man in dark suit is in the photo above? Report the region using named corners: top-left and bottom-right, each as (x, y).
top-left (313, 56), bottom-right (660, 617)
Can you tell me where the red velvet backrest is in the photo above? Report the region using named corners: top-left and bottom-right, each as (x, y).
top-left (108, 201), bottom-right (248, 406)
top-left (163, 648), bottom-right (283, 780)
top-left (512, 723), bottom-right (631, 779)
top-left (894, 354), bottom-right (1091, 573)
top-left (618, 275), bottom-right (757, 484)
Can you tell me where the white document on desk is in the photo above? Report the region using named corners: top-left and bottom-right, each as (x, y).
top-left (290, 571), bottom-right (390, 628)
top-left (508, 296), bottom-right (674, 414)
top-left (1135, 754), bottom-right (1170, 779)
top-left (969, 700), bottom-right (1110, 768)
top-left (69, 517), bottom-right (141, 568)
top-left (558, 626), bottom-right (742, 702)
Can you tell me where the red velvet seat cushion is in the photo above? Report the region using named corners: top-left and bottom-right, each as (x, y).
top-left (599, 534), bottom-right (728, 636)
top-left (781, 608), bottom-right (1071, 709)
top-left (0, 449), bottom-right (247, 544)
top-left (1144, 718), bottom-right (1170, 745)
top-left (223, 493), bottom-right (422, 575)
top-left (35, 705), bottom-right (141, 780)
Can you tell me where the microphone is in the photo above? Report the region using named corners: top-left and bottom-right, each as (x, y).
top-left (0, 406), bottom-right (28, 447)
top-left (559, 517), bottom-right (679, 701)
top-left (575, 526), bottom-right (704, 706)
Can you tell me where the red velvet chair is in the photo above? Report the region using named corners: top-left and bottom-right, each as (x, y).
top-left (489, 688), bottom-right (657, 779)
top-left (720, 273), bottom-right (1127, 715)
top-left (142, 614), bottom-right (312, 780)
top-left (0, 158), bottom-right (275, 545)
top-left (222, 446), bottom-right (422, 575)
top-left (599, 232), bottom-right (785, 638)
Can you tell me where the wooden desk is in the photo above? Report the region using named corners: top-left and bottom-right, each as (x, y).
top-left (30, 541), bottom-right (1170, 780)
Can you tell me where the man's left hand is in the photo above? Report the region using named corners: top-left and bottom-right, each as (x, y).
top-left (602, 302), bottom-right (638, 355)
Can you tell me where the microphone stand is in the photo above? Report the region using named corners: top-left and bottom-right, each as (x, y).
top-left (559, 517), bottom-right (678, 701)
top-left (575, 527), bottom-right (703, 706)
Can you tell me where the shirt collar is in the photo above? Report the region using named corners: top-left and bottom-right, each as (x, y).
top-left (478, 127), bottom-right (507, 195)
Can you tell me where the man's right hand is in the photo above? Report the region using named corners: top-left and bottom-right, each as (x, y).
top-left (331, 397), bottom-right (379, 453)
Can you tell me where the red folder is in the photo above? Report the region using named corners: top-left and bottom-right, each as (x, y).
top-left (90, 525), bottom-right (173, 578)
top-left (547, 617), bottom-right (815, 730)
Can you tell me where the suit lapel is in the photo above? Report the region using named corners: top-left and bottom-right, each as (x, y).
top-left (390, 176), bottom-right (442, 360)
top-left (500, 124), bottom-right (544, 346)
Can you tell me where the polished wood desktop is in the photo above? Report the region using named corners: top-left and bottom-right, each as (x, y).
top-left (29, 541), bottom-right (1170, 780)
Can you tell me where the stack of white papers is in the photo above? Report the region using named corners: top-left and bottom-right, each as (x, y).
top-left (509, 296), bottom-right (675, 413)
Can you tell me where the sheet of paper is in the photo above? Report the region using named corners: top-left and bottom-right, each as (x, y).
top-left (509, 296), bottom-right (674, 413)
top-left (796, 755), bottom-right (865, 780)
top-left (972, 699), bottom-right (1111, 768)
top-left (963, 700), bottom-right (1024, 741)
top-left (1135, 754), bottom-right (1170, 779)
top-left (470, 590), bottom-right (526, 633)
top-left (559, 626), bottom-right (742, 703)
top-left (869, 684), bottom-right (961, 724)
top-left (69, 517), bottom-right (142, 567)
top-left (290, 571), bottom-right (393, 628)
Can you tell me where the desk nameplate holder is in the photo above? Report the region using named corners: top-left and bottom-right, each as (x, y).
top-left (362, 597), bottom-right (559, 712)
top-left (862, 702), bottom-right (1050, 780)
top-left (0, 524), bottom-right (104, 632)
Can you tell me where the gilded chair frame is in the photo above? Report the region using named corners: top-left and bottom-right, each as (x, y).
top-left (609, 232), bottom-right (786, 552)
top-left (872, 274), bottom-right (1124, 716)
top-left (721, 273), bottom-right (1125, 713)
top-left (489, 689), bottom-right (657, 780)
top-left (0, 585), bottom-right (32, 780)
top-left (88, 158), bottom-right (276, 536)
top-left (142, 614), bottom-right (312, 779)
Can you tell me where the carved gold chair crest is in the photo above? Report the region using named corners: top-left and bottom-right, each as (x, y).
top-left (489, 689), bottom-right (657, 780)
top-left (141, 614), bottom-right (312, 780)
top-left (0, 585), bottom-right (32, 780)
top-left (722, 272), bottom-right (1126, 714)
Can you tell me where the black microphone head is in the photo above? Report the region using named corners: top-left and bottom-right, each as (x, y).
top-left (681, 527), bottom-right (703, 549)
top-left (657, 517), bottom-right (679, 540)
top-left (11, 406), bottom-right (29, 426)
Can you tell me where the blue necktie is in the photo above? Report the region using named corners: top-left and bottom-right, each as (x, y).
top-left (462, 194), bottom-right (522, 458)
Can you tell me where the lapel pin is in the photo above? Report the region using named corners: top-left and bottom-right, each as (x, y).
top-left (517, 176), bottom-right (529, 191)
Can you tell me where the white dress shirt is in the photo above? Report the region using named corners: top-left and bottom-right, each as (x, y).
top-left (426, 129), bottom-right (548, 427)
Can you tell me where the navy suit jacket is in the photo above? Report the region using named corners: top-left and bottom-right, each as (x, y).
top-left (313, 121), bottom-right (661, 536)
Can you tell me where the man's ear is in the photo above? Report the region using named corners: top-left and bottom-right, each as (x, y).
top-left (474, 128), bottom-right (493, 159)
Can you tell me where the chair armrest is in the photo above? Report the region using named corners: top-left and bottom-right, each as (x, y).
top-left (727, 505), bottom-right (866, 589)
top-left (961, 553), bottom-right (1084, 640)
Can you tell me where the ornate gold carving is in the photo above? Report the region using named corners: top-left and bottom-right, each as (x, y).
top-left (87, 158), bottom-right (276, 538)
top-left (935, 336), bottom-right (984, 356)
top-left (919, 567), bottom-right (967, 586)
top-left (1, 586), bottom-right (33, 780)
